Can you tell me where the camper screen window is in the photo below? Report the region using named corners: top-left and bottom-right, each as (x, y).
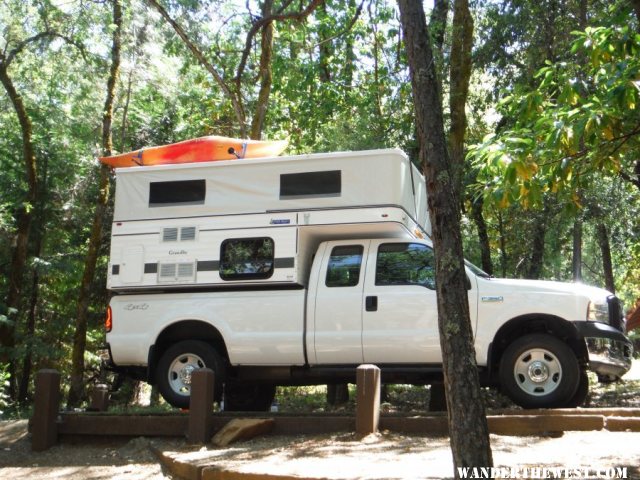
top-left (220, 237), bottom-right (274, 280)
top-left (280, 170), bottom-right (341, 198)
top-left (149, 180), bottom-right (206, 207)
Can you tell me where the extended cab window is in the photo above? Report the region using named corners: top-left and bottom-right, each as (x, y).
top-left (220, 237), bottom-right (274, 280)
top-left (326, 245), bottom-right (364, 287)
top-left (376, 243), bottom-right (435, 289)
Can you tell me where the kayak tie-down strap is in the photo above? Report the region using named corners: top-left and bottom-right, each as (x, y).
top-left (227, 142), bottom-right (248, 159)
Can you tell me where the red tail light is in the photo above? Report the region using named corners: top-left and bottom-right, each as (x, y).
top-left (105, 306), bottom-right (112, 333)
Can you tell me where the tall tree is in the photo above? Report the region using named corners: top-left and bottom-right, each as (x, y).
top-left (68, 0), bottom-right (123, 407)
top-left (398, 0), bottom-right (492, 475)
top-left (0, 28), bottom-right (44, 398)
top-left (146, 0), bottom-right (323, 139)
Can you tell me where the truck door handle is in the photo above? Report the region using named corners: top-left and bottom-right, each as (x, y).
top-left (365, 296), bottom-right (378, 312)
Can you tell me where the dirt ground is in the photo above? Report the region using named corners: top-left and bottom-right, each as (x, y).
top-left (1, 422), bottom-right (640, 480)
top-left (1, 361), bottom-right (639, 480)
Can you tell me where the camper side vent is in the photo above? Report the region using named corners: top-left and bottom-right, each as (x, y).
top-left (177, 263), bottom-right (195, 278)
top-left (159, 263), bottom-right (176, 279)
top-left (162, 228), bottom-right (179, 242)
top-left (180, 226), bottom-right (196, 241)
top-left (158, 262), bottom-right (196, 283)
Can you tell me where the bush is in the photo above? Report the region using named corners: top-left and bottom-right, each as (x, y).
top-left (0, 363), bottom-right (11, 417)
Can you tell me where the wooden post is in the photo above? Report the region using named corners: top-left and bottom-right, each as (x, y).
top-left (187, 368), bottom-right (214, 444)
top-left (88, 384), bottom-right (109, 412)
top-left (32, 369), bottom-right (60, 451)
top-left (356, 364), bottom-right (380, 435)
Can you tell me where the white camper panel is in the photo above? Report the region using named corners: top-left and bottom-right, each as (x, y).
top-left (108, 149), bottom-right (430, 291)
top-left (113, 149), bottom-right (429, 232)
top-left (108, 206), bottom-right (423, 290)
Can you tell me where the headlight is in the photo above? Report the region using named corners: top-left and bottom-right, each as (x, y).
top-left (587, 300), bottom-right (609, 324)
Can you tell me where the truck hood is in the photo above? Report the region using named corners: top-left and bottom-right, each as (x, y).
top-left (478, 277), bottom-right (612, 302)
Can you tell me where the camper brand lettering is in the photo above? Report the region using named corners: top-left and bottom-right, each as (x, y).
top-left (124, 303), bottom-right (149, 311)
top-left (169, 250), bottom-right (188, 255)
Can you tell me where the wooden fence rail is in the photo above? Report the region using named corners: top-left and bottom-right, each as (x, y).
top-left (30, 369), bottom-right (640, 451)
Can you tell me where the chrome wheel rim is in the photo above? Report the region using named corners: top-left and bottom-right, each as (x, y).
top-left (167, 353), bottom-right (205, 396)
top-left (513, 348), bottom-right (562, 396)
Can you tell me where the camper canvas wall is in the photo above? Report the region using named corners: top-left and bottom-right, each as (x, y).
top-left (108, 149), bottom-right (430, 291)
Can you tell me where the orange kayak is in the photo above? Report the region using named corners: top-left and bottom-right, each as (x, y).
top-left (99, 135), bottom-right (288, 168)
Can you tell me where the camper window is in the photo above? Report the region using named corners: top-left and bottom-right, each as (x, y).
top-left (149, 179), bottom-right (206, 207)
top-left (326, 245), bottom-right (364, 287)
top-left (220, 237), bottom-right (275, 280)
top-left (280, 170), bottom-right (341, 199)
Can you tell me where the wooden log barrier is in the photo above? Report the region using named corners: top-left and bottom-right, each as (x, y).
top-left (31, 369), bottom-right (61, 451)
top-left (187, 368), bottom-right (215, 444)
top-left (356, 364), bottom-right (381, 435)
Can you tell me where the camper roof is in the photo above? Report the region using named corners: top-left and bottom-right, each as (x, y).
top-left (113, 148), bottom-right (429, 234)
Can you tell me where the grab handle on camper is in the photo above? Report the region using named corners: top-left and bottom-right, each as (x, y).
top-left (365, 296), bottom-right (378, 312)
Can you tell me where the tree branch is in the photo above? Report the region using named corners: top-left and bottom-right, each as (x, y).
top-left (2, 30), bottom-right (89, 67)
top-left (235, 0), bottom-right (324, 84)
top-left (4, 31), bottom-right (56, 67)
top-left (145, 0), bottom-right (247, 136)
top-left (311, 0), bottom-right (365, 50)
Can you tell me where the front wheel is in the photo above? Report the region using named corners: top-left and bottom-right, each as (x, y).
top-left (499, 334), bottom-right (580, 409)
top-left (156, 340), bottom-right (225, 408)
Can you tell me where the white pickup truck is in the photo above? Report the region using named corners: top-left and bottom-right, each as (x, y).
top-left (106, 236), bottom-right (632, 410)
top-left (103, 149), bottom-right (632, 410)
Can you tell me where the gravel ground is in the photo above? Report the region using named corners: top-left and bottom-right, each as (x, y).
top-left (1, 361), bottom-right (639, 480)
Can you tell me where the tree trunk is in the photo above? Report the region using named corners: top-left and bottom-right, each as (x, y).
top-left (632, 0), bottom-right (640, 27)
top-left (430, 0), bottom-right (449, 54)
top-left (398, 1), bottom-right (493, 474)
top-left (471, 197), bottom-right (493, 275)
top-left (497, 211), bottom-right (507, 277)
top-left (526, 210), bottom-right (548, 279)
top-left (250, 0), bottom-right (274, 140)
top-left (317, 2), bottom-right (332, 83)
top-left (572, 219), bottom-right (582, 282)
top-left (596, 223), bottom-right (615, 293)
top-left (0, 57), bottom-right (39, 400)
top-left (343, 0), bottom-right (357, 86)
top-left (449, 0), bottom-right (473, 171)
top-left (17, 153), bottom-right (49, 404)
top-left (68, 0), bottom-right (122, 408)
top-left (326, 384), bottom-right (349, 405)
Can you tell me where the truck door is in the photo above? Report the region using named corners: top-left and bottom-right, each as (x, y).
top-left (361, 240), bottom-right (442, 363)
top-left (311, 241), bottom-right (370, 364)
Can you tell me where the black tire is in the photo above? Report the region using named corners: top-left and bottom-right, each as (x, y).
top-left (499, 334), bottom-right (580, 409)
top-left (564, 368), bottom-right (589, 408)
top-left (224, 383), bottom-right (276, 412)
top-left (156, 340), bottom-right (225, 409)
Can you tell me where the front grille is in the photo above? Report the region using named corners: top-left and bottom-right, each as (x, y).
top-left (607, 296), bottom-right (624, 331)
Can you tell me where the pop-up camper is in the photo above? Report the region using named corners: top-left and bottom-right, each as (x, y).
top-left (104, 147), bottom-right (631, 411)
top-left (108, 148), bottom-right (430, 290)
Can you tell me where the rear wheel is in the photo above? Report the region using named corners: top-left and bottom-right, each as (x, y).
top-left (499, 334), bottom-right (580, 409)
top-left (156, 340), bottom-right (225, 408)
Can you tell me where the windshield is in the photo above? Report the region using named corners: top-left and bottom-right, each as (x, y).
top-left (464, 259), bottom-right (491, 278)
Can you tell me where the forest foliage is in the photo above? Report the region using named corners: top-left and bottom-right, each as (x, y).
top-left (0, 0), bottom-right (639, 412)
